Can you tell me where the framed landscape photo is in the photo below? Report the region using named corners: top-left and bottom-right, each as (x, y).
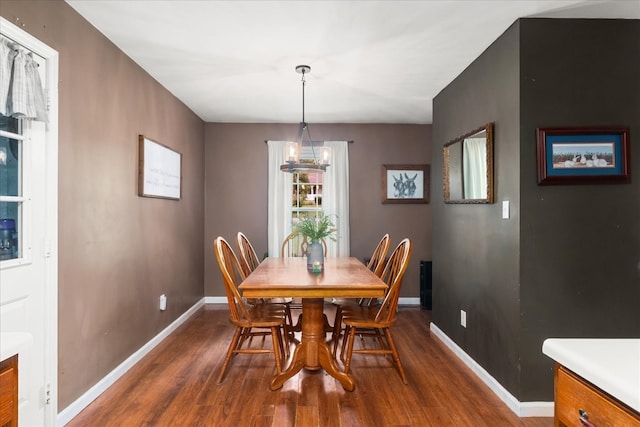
top-left (382, 164), bottom-right (430, 204)
top-left (138, 135), bottom-right (182, 200)
top-left (536, 127), bottom-right (630, 185)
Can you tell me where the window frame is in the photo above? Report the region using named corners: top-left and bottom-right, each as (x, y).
top-left (0, 123), bottom-right (33, 268)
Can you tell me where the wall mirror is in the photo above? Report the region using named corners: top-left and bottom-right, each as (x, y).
top-left (443, 122), bottom-right (494, 204)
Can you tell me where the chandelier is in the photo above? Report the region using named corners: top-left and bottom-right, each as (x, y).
top-left (280, 65), bottom-right (331, 173)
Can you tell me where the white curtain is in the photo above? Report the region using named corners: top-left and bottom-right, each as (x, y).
top-left (463, 137), bottom-right (487, 199)
top-left (267, 141), bottom-right (293, 258)
top-left (0, 35), bottom-right (47, 121)
top-left (322, 141), bottom-right (350, 257)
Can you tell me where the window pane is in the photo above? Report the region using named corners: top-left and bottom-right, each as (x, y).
top-left (1, 115), bottom-right (23, 261)
top-left (0, 115), bottom-right (21, 197)
top-left (0, 202), bottom-right (20, 260)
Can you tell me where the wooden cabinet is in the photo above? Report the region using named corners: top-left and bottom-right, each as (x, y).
top-left (0, 355), bottom-right (18, 427)
top-left (555, 364), bottom-right (640, 427)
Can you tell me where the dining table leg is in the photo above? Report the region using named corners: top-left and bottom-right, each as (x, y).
top-left (269, 298), bottom-right (356, 391)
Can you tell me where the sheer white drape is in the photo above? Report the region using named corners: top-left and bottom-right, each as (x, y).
top-left (267, 140), bottom-right (350, 258)
top-left (0, 35), bottom-right (47, 121)
top-left (322, 141), bottom-right (350, 256)
top-left (267, 141), bottom-right (292, 258)
top-left (463, 137), bottom-right (487, 199)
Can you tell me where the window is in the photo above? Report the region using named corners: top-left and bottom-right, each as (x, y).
top-left (268, 140), bottom-right (349, 257)
top-left (0, 115), bottom-right (29, 265)
top-left (291, 149), bottom-right (324, 225)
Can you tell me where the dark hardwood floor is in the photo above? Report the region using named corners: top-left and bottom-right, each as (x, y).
top-left (66, 304), bottom-right (553, 427)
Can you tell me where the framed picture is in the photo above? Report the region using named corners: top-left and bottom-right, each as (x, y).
top-left (138, 135), bottom-right (182, 200)
top-left (536, 127), bottom-right (630, 185)
top-left (382, 164), bottom-right (430, 204)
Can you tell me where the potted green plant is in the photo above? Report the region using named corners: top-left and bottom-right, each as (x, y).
top-left (293, 212), bottom-right (336, 273)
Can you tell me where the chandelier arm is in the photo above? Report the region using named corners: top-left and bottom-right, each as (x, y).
top-left (305, 123), bottom-right (319, 164)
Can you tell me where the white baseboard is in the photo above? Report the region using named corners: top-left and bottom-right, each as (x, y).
top-left (57, 298), bottom-right (205, 426)
top-left (204, 296), bottom-right (227, 304)
top-left (429, 322), bottom-right (554, 418)
top-left (206, 297), bottom-right (420, 305)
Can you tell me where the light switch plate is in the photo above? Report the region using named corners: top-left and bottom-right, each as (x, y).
top-left (502, 200), bottom-right (509, 219)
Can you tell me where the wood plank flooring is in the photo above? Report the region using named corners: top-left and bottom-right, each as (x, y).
top-left (66, 304), bottom-right (553, 427)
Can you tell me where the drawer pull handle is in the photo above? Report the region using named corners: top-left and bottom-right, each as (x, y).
top-left (579, 409), bottom-right (597, 427)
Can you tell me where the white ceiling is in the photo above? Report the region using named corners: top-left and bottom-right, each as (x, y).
top-left (66, 1), bottom-right (639, 124)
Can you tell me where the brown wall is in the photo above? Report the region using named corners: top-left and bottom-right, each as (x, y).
top-left (204, 123), bottom-right (432, 299)
top-left (1, 1), bottom-right (206, 409)
top-left (3, 0), bottom-right (432, 414)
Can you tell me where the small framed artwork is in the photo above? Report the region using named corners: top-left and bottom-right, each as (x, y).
top-left (536, 127), bottom-right (630, 185)
top-left (138, 135), bottom-right (182, 200)
top-left (382, 164), bottom-right (430, 204)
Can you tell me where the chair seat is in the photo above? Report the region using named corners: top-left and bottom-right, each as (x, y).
top-left (230, 310), bottom-right (286, 328)
top-left (342, 310), bottom-right (395, 329)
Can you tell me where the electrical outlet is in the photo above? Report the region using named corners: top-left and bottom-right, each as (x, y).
top-left (460, 310), bottom-right (467, 328)
top-left (159, 294), bottom-right (167, 311)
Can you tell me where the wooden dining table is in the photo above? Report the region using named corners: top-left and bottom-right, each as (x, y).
top-left (238, 256), bottom-right (387, 391)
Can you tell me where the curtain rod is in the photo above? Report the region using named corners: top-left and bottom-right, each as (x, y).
top-left (264, 140), bottom-right (354, 144)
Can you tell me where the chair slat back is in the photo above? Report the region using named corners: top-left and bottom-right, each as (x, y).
top-left (214, 236), bottom-right (252, 323)
top-left (281, 232), bottom-right (327, 257)
top-left (375, 238), bottom-right (412, 324)
top-left (236, 232), bottom-right (260, 277)
top-left (366, 234), bottom-right (391, 277)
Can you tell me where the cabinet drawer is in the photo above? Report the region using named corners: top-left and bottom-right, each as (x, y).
top-left (0, 355), bottom-right (18, 427)
top-left (555, 365), bottom-right (640, 426)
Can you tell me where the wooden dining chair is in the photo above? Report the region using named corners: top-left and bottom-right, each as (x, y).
top-left (214, 236), bottom-right (288, 384)
top-left (236, 232), bottom-right (295, 339)
top-left (236, 232), bottom-right (261, 278)
top-left (280, 231), bottom-right (327, 258)
top-left (339, 238), bottom-right (412, 384)
top-left (330, 234), bottom-right (391, 355)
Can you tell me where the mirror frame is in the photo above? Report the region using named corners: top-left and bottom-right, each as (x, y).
top-left (443, 122), bottom-right (494, 204)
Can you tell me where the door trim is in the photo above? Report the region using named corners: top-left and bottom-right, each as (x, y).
top-left (0, 16), bottom-right (59, 425)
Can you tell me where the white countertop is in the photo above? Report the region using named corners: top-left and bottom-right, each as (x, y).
top-left (0, 332), bottom-right (33, 361)
top-left (543, 338), bottom-right (640, 412)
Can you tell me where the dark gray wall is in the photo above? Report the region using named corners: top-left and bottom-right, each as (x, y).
top-left (433, 18), bottom-right (640, 402)
top-left (518, 18), bottom-right (640, 401)
top-left (432, 21), bottom-right (522, 395)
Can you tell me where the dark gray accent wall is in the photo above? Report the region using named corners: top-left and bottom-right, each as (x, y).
top-left (432, 21), bottom-right (522, 395)
top-left (518, 18), bottom-right (640, 401)
top-left (433, 18), bottom-right (640, 402)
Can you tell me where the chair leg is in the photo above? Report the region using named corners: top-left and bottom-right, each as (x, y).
top-left (217, 326), bottom-right (242, 384)
top-left (283, 303), bottom-right (296, 342)
top-left (340, 325), bottom-right (352, 362)
top-left (331, 307), bottom-right (343, 357)
top-left (344, 326), bottom-right (358, 375)
top-left (384, 328), bottom-right (407, 384)
top-left (270, 326), bottom-right (283, 374)
top-left (280, 325), bottom-right (290, 359)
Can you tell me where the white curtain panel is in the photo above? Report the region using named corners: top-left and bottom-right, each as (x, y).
top-left (463, 137), bottom-right (487, 199)
top-left (322, 141), bottom-right (350, 257)
top-left (0, 35), bottom-right (47, 121)
top-left (267, 141), bottom-right (293, 258)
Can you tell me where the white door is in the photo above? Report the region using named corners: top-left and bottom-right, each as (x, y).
top-left (0, 19), bottom-right (58, 427)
